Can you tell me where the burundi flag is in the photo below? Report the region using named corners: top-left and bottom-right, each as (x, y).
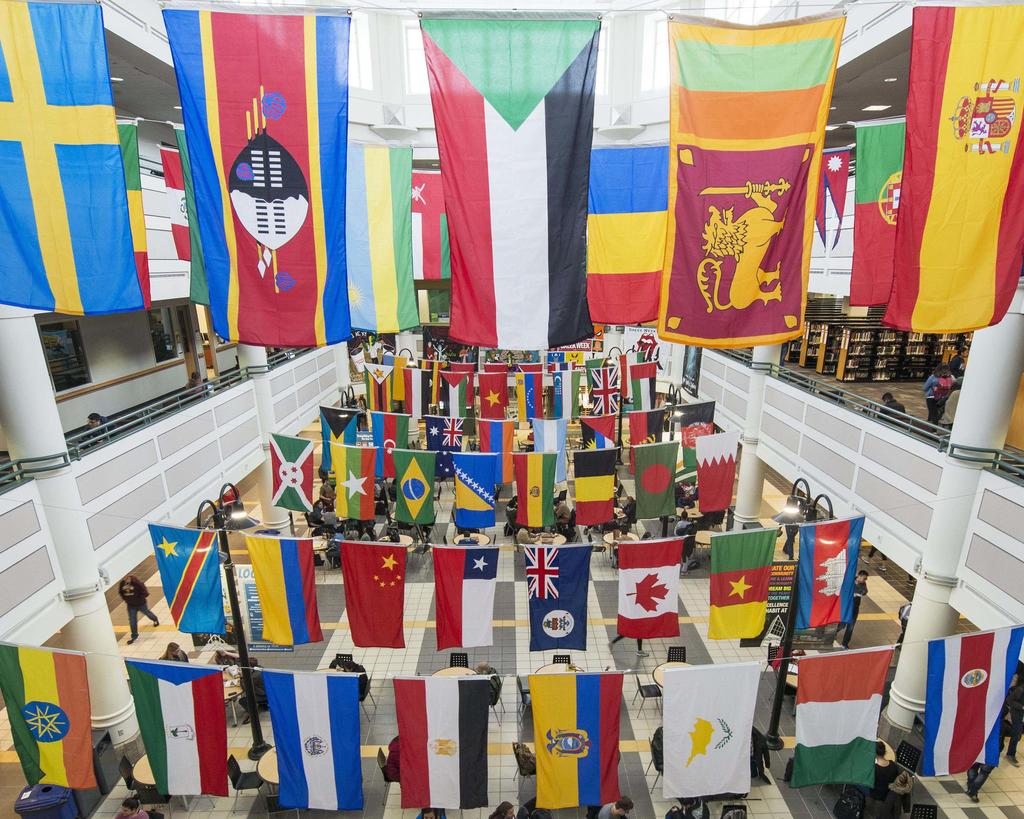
top-left (533, 418), bottom-right (568, 483)
top-left (677, 400), bottom-right (716, 477)
top-left (479, 418), bottom-right (514, 483)
top-left (0, 644), bottom-right (94, 789)
top-left (795, 516), bottom-right (865, 630)
top-left (270, 433), bottom-right (315, 513)
top-left (516, 372), bottom-right (544, 420)
top-left (163, 7), bottom-right (352, 346)
top-left (393, 449), bottom-right (436, 525)
top-left (634, 441), bottom-right (679, 519)
top-left (514, 452), bottom-right (556, 528)
top-left (477, 371), bottom-right (509, 419)
top-left (117, 122), bottom-right (152, 307)
top-left (333, 444), bottom-right (376, 521)
top-left (149, 524), bottom-right (225, 634)
top-left (420, 16), bottom-right (600, 348)
top-left (0, 1), bottom-right (145, 315)
top-left (552, 369), bottom-right (581, 420)
top-left (573, 448), bottom-right (616, 526)
top-left (441, 370), bottom-right (473, 418)
top-left (708, 528), bottom-right (776, 640)
top-left (245, 535), bottom-right (323, 645)
top-left (346, 143), bottom-right (418, 333)
top-left (173, 126), bottom-right (210, 304)
top-left (319, 406), bottom-right (360, 474)
top-left (434, 546), bottom-right (499, 649)
top-left (263, 670), bottom-right (363, 810)
top-left (160, 142), bottom-right (191, 261)
top-left (125, 659), bottom-right (228, 796)
top-left (453, 452), bottom-right (499, 529)
top-left (659, 13), bottom-right (844, 347)
top-left (581, 414), bottom-right (617, 450)
top-left (371, 411), bottom-right (410, 478)
top-left (411, 170), bottom-right (451, 280)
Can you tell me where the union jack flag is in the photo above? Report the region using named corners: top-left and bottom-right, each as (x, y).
top-left (525, 546), bottom-right (559, 599)
top-left (589, 366), bottom-right (620, 416)
top-left (442, 418), bottom-right (463, 449)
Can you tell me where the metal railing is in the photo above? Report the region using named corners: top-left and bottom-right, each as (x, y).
top-left (0, 460), bottom-right (25, 494)
top-left (948, 443), bottom-right (1024, 486)
top-left (0, 454), bottom-right (73, 495)
top-left (268, 347), bottom-right (315, 369)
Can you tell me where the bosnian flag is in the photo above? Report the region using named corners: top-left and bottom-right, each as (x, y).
top-left (923, 626), bottom-right (1024, 776)
top-left (159, 145), bottom-right (190, 261)
top-left (695, 430), bottom-right (739, 513)
top-left (617, 538), bottom-right (683, 638)
top-left (434, 545), bottom-right (499, 649)
top-left (262, 670), bottom-right (363, 810)
top-left (394, 676), bottom-right (491, 809)
top-left (794, 516), bottom-right (865, 630)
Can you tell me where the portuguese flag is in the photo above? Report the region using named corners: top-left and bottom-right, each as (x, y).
top-left (850, 121), bottom-right (905, 307)
top-left (118, 123), bottom-right (151, 308)
top-left (514, 451), bottom-right (556, 528)
top-left (333, 444), bottom-right (376, 521)
top-left (634, 440), bottom-right (679, 519)
top-left (573, 447), bottom-right (616, 525)
top-left (708, 528), bottom-right (776, 640)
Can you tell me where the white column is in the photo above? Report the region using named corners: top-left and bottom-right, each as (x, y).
top-left (668, 342), bottom-right (685, 384)
top-left (0, 309), bottom-right (138, 743)
top-left (732, 344), bottom-right (780, 528)
top-left (332, 342), bottom-right (351, 393)
top-left (887, 310), bottom-right (1024, 729)
top-left (237, 344), bottom-right (290, 529)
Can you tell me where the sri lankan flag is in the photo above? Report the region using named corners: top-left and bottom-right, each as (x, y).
top-left (0, 645), bottom-right (95, 789)
top-left (886, 5), bottom-right (1024, 333)
top-left (708, 528), bottom-right (776, 639)
top-left (118, 123), bottom-right (152, 308)
top-left (514, 451), bottom-right (555, 528)
top-left (332, 443), bottom-right (375, 521)
top-left (659, 14), bottom-right (844, 348)
top-left (573, 448), bottom-right (616, 526)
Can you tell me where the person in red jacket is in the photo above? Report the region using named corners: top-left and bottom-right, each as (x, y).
top-left (118, 574), bottom-right (158, 644)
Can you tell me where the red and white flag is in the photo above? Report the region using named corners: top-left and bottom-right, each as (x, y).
top-left (617, 538), bottom-right (683, 638)
top-left (434, 545), bottom-right (498, 649)
top-left (696, 430), bottom-right (739, 512)
top-left (412, 170), bottom-right (447, 281)
top-left (159, 145), bottom-right (190, 261)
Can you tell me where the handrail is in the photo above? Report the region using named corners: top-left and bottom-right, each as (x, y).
top-left (948, 442), bottom-right (1024, 486)
top-left (268, 347), bottom-right (315, 369)
top-left (0, 460), bottom-right (27, 494)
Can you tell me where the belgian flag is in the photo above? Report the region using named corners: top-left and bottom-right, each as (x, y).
top-left (572, 448), bottom-right (617, 526)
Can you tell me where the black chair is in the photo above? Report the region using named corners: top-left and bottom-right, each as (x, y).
top-left (896, 740), bottom-right (923, 773)
top-left (227, 755), bottom-right (263, 812)
top-left (337, 653), bottom-right (354, 665)
top-left (645, 727), bottom-right (663, 786)
top-left (118, 754), bottom-right (135, 790)
top-left (516, 675), bottom-right (531, 714)
top-left (450, 652), bottom-right (469, 668)
top-left (909, 806), bottom-right (937, 819)
top-left (721, 805), bottom-right (748, 819)
top-left (632, 672), bottom-right (662, 715)
top-left (765, 644), bottom-right (780, 671)
top-left (512, 742), bottom-right (536, 781)
top-left (134, 783), bottom-right (171, 813)
top-left (552, 653), bottom-right (571, 665)
top-left (667, 646), bottom-right (687, 663)
top-left (376, 747), bottom-right (398, 806)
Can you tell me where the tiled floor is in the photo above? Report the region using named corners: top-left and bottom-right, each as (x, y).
top-left (1, 417), bottom-right (1019, 819)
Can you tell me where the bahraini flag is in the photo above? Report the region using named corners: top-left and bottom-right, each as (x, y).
top-left (695, 430), bottom-right (739, 513)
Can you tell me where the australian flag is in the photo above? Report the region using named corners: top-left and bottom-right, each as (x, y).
top-left (425, 414), bottom-right (462, 478)
top-left (525, 544), bottom-right (592, 651)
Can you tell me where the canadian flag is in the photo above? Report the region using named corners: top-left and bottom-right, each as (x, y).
top-left (160, 146), bottom-right (190, 261)
top-left (695, 430), bottom-right (739, 513)
top-left (617, 538), bottom-right (683, 638)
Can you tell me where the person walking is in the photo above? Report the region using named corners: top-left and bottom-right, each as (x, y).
top-left (609, 633), bottom-right (646, 657)
top-left (840, 570), bottom-right (869, 649)
top-left (923, 364), bottom-right (953, 424)
top-left (1003, 672), bottom-right (1023, 764)
top-left (118, 574), bottom-right (158, 645)
top-left (965, 762), bottom-right (994, 801)
top-left (948, 347), bottom-right (965, 379)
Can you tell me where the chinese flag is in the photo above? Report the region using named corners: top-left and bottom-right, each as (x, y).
top-left (340, 541), bottom-right (406, 647)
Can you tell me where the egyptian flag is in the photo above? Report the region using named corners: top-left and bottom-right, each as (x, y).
top-left (573, 448), bottom-right (616, 525)
top-left (479, 418), bottom-right (514, 483)
top-left (404, 366), bottom-right (434, 420)
top-left (695, 430), bottom-right (739, 513)
top-left (477, 371), bottom-right (509, 419)
top-left (677, 400), bottom-right (715, 477)
top-left (795, 516), bottom-right (865, 630)
top-left (628, 408), bottom-right (665, 473)
top-left (581, 414), bottom-right (616, 450)
top-left (320, 406), bottom-right (360, 474)
top-left (420, 17), bottom-right (600, 349)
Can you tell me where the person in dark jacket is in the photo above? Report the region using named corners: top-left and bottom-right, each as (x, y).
top-left (840, 570), bottom-right (869, 649)
top-left (880, 392), bottom-right (907, 417)
top-left (667, 797), bottom-right (710, 819)
top-left (750, 727), bottom-right (771, 784)
top-left (118, 574), bottom-right (159, 645)
top-left (1004, 673), bottom-right (1023, 763)
top-left (870, 742), bottom-right (899, 802)
top-left (384, 735), bottom-right (400, 781)
top-left (948, 348), bottom-right (965, 379)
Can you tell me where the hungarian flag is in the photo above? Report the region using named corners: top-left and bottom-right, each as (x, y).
top-left (708, 528), bottom-right (776, 639)
top-left (628, 408), bottom-right (665, 473)
top-left (573, 448), bottom-right (616, 525)
top-left (477, 371), bottom-right (509, 419)
top-left (479, 418), bottom-right (514, 483)
top-left (851, 121), bottom-right (905, 306)
top-left (588, 365), bottom-right (620, 415)
top-left (371, 411), bottom-right (409, 478)
top-left (552, 369), bottom-right (581, 419)
top-left (420, 16), bottom-right (599, 349)
top-left (627, 360), bottom-right (657, 410)
top-left (125, 660), bottom-right (228, 796)
top-left (617, 538), bottom-right (683, 638)
top-left (118, 123), bottom-right (151, 308)
top-left (634, 441), bottom-right (679, 519)
top-left (815, 148), bottom-right (850, 249)
top-left (365, 363), bottom-right (394, 412)
top-left (791, 648), bottom-right (894, 788)
top-left (320, 406), bottom-right (360, 474)
top-left (0, 645), bottom-right (95, 789)
top-left (270, 433), bottom-right (315, 512)
top-left (149, 524), bottom-right (225, 634)
top-left (678, 400), bottom-right (716, 477)
top-left (160, 144), bottom-right (191, 261)
top-left (795, 516), bottom-right (865, 630)
top-left (174, 127), bottom-right (209, 305)
top-left (246, 535), bottom-right (323, 645)
top-left (332, 444), bottom-right (376, 521)
top-left (393, 449), bottom-right (436, 525)
top-left (434, 545), bottom-right (499, 648)
top-left (441, 370), bottom-right (473, 418)
top-left (695, 430), bottom-right (739, 513)
top-left (340, 541), bottom-right (406, 647)
top-left (403, 365), bottom-right (434, 421)
top-left (581, 413), bottom-right (617, 450)
top-left (453, 452), bottom-right (499, 529)
top-left (412, 170), bottom-right (451, 280)
top-left (394, 677), bottom-right (490, 809)
top-left (514, 452), bottom-right (556, 528)
top-left (516, 372), bottom-right (544, 420)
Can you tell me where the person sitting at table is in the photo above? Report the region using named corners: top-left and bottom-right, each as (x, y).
top-left (667, 797), bottom-right (709, 819)
top-left (490, 802), bottom-right (516, 819)
top-left (416, 809), bottom-right (446, 819)
top-left (330, 655), bottom-right (369, 701)
top-left (475, 661), bottom-right (502, 706)
top-left (116, 797), bottom-right (148, 819)
top-left (619, 496), bottom-right (637, 531)
top-left (675, 481), bottom-right (697, 508)
top-left (160, 642), bottom-right (188, 662)
top-left (516, 527), bottom-right (539, 547)
top-left (384, 735), bottom-right (400, 781)
top-left (555, 501), bottom-right (575, 539)
top-left (240, 659), bottom-right (268, 715)
top-left (213, 649), bottom-right (241, 677)
top-left (308, 484), bottom-right (338, 535)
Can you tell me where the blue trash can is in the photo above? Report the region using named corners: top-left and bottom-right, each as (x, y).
top-left (13, 785), bottom-right (78, 819)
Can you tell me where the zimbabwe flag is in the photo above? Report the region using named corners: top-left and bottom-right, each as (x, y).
top-left (573, 448), bottom-right (616, 525)
top-left (708, 528), bottom-right (777, 640)
top-left (332, 444), bottom-right (376, 521)
top-left (633, 441), bottom-right (679, 519)
top-left (514, 451), bottom-right (555, 528)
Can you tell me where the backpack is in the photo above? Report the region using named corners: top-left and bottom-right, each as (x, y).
top-left (934, 376), bottom-right (952, 400)
top-left (833, 785), bottom-right (865, 819)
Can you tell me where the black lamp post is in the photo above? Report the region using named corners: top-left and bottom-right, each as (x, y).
top-left (196, 483), bottom-right (271, 760)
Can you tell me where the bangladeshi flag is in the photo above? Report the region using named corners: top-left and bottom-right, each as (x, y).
top-left (850, 121), bottom-right (904, 306)
top-left (633, 441), bottom-right (679, 519)
top-left (677, 400), bottom-right (715, 477)
top-left (708, 528), bottom-right (776, 640)
top-left (420, 16), bottom-right (599, 349)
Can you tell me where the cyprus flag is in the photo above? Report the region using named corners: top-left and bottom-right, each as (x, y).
top-left (663, 662), bottom-right (760, 798)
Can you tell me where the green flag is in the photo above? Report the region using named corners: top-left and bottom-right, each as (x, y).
top-left (393, 449), bottom-right (436, 524)
top-left (175, 127), bottom-right (209, 306)
top-left (634, 440), bottom-right (680, 519)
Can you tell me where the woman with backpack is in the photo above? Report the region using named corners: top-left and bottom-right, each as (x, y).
top-left (923, 364), bottom-right (953, 424)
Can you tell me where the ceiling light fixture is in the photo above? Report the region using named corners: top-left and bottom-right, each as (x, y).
top-left (862, 104), bottom-right (892, 112)
top-left (110, 76), bottom-right (124, 82)
top-left (825, 125), bottom-right (839, 131)
top-left (883, 77), bottom-right (898, 82)
top-left (173, 105), bottom-right (182, 110)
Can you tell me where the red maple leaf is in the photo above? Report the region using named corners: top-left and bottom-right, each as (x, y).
top-left (628, 572), bottom-right (670, 612)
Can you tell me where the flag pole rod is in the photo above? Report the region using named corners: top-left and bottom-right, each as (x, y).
top-left (765, 564), bottom-right (799, 750)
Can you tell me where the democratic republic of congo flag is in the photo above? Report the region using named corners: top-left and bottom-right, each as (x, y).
top-left (149, 524), bottom-right (225, 634)
top-left (659, 13), bottom-right (844, 348)
top-left (420, 16), bottom-right (600, 349)
top-left (0, 1), bottom-right (145, 315)
top-left (886, 5), bottom-right (1024, 333)
top-left (163, 8), bottom-right (351, 346)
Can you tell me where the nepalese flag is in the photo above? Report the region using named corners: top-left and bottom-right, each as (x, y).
top-left (332, 444), bottom-right (375, 521)
top-left (163, 8), bottom-right (352, 346)
top-left (617, 538), bottom-right (683, 639)
top-left (403, 366), bottom-right (434, 421)
top-left (270, 433), bottom-right (315, 512)
top-left (695, 429), bottom-right (739, 513)
top-left (794, 516), bottom-right (866, 630)
top-left (441, 370), bottom-right (473, 418)
top-left (628, 407), bottom-right (665, 474)
top-left (347, 144), bottom-right (419, 333)
top-left (552, 369), bottom-right (581, 419)
top-left (411, 170), bottom-right (451, 280)
top-left (659, 14), bottom-right (844, 348)
top-left (479, 418), bottom-right (514, 483)
top-left (320, 406), bottom-right (360, 474)
top-left (245, 535), bottom-right (323, 645)
top-left (371, 411), bottom-right (409, 478)
top-left (174, 126), bottom-right (210, 305)
top-left (581, 414), bottom-right (617, 450)
top-left (160, 143), bottom-right (191, 261)
top-left (0, 1), bottom-right (145, 316)
top-left (526, 544), bottom-right (592, 651)
top-left (453, 452), bottom-right (499, 529)
top-left (517, 372), bottom-right (545, 420)
top-left (118, 123), bottom-right (152, 308)
top-left (587, 146), bottom-right (668, 324)
top-left (815, 148), bottom-right (850, 250)
top-left (364, 363), bottom-right (394, 412)
top-left (923, 626), bottom-right (1024, 776)
top-left (515, 452), bottom-right (556, 529)
top-left (263, 670), bottom-right (363, 810)
top-left (588, 366), bottom-right (620, 415)
top-left (477, 371), bottom-right (509, 419)
top-left (148, 524), bottom-right (225, 634)
top-left (420, 16), bottom-right (600, 349)
top-left (628, 361), bottom-right (657, 410)
top-left (434, 546), bottom-right (499, 649)
top-left (533, 418), bottom-right (568, 483)
top-left (425, 415), bottom-right (462, 478)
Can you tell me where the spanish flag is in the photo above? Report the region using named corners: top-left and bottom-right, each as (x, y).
top-left (245, 535), bottom-right (323, 646)
top-left (708, 528), bottom-right (777, 640)
top-left (886, 5), bottom-right (1024, 333)
top-left (530, 672), bottom-right (623, 809)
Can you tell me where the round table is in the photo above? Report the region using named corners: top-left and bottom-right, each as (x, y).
top-left (455, 532), bottom-right (491, 546)
top-left (652, 661), bottom-right (689, 687)
top-left (614, 508), bottom-right (626, 519)
top-left (433, 666), bottom-right (476, 677)
top-left (603, 531), bottom-right (639, 545)
top-left (536, 533), bottom-right (566, 546)
top-left (132, 755), bottom-right (156, 787)
top-left (398, 534), bottom-right (413, 546)
top-left (535, 663), bottom-right (584, 674)
top-left (257, 748), bottom-right (278, 785)
top-left (677, 506), bottom-right (702, 520)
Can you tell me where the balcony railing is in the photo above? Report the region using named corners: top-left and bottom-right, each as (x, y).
top-left (0, 453), bottom-right (73, 495)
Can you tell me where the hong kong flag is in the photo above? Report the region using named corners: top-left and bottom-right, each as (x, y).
top-left (617, 538), bottom-right (683, 638)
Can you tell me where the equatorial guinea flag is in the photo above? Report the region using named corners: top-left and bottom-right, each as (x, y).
top-left (434, 545), bottom-right (499, 649)
top-left (420, 16), bottom-right (600, 349)
top-left (617, 538), bottom-right (683, 638)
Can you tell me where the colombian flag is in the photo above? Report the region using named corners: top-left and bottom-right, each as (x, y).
top-left (245, 535), bottom-right (322, 645)
top-left (530, 672), bottom-right (622, 809)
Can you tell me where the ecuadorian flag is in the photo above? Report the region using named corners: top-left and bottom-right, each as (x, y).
top-left (0, 1), bottom-right (143, 315)
top-left (530, 672), bottom-right (623, 809)
top-left (245, 535), bottom-right (323, 645)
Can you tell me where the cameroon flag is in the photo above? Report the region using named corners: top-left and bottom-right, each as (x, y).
top-left (708, 528), bottom-right (777, 640)
top-left (393, 449), bottom-right (436, 524)
top-left (634, 440), bottom-right (679, 519)
top-left (0, 645), bottom-right (95, 789)
top-left (332, 444), bottom-right (376, 521)
top-left (573, 448), bottom-right (616, 526)
top-left (514, 452), bottom-right (555, 528)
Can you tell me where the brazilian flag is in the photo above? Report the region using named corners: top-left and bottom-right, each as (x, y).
top-left (393, 449), bottom-right (436, 525)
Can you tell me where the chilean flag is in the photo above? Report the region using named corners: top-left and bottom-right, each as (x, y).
top-left (924, 627), bottom-right (1024, 775)
top-left (794, 517), bottom-right (865, 630)
top-left (433, 546), bottom-right (499, 649)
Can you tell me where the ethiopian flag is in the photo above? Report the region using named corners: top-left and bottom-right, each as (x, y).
top-left (886, 5), bottom-right (1024, 333)
top-left (394, 449), bottom-right (436, 524)
top-left (0, 644), bottom-right (95, 789)
top-left (708, 528), bottom-right (777, 639)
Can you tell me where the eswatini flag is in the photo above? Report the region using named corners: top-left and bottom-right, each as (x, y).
top-left (420, 16), bottom-right (600, 349)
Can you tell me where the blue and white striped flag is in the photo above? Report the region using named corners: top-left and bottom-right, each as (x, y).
top-left (533, 418), bottom-right (568, 483)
